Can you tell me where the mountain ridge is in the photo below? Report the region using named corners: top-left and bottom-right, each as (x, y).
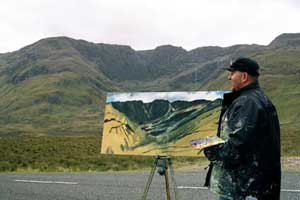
top-left (2, 33), bottom-right (299, 85)
top-left (1, 33), bottom-right (300, 155)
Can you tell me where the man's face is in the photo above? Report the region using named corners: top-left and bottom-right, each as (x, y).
top-left (227, 70), bottom-right (244, 91)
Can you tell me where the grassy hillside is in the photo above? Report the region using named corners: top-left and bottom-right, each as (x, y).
top-left (0, 37), bottom-right (122, 136)
top-left (1, 33), bottom-right (300, 172)
top-left (0, 72), bottom-right (107, 136)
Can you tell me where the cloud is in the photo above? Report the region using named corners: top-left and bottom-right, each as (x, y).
top-left (106, 91), bottom-right (226, 103)
top-left (1, 0), bottom-right (300, 53)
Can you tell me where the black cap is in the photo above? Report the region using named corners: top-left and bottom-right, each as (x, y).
top-left (225, 57), bottom-right (260, 76)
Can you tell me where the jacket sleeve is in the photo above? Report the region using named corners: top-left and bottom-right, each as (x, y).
top-left (205, 96), bottom-right (262, 164)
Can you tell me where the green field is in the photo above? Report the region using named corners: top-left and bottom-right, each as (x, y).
top-left (0, 136), bottom-right (209, 172)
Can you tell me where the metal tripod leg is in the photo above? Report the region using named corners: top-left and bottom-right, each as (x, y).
top-left (169, 159), bottom-right (179, 200)
top-left (164, 169), bottom-right (171, 200)
top-left (141, 162), bottom-right (156, 200)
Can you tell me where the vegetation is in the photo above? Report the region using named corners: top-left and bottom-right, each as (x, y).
top-left (0, 136), bottom-right (207, 172)
top-left (1, 33), bottom-right (300, 172)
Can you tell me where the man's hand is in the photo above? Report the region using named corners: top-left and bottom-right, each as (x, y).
top-left (203, 145), bottom-right (220, 161)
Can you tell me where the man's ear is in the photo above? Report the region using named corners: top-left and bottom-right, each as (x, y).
top-left (241, 72), bottom-right (249, 83)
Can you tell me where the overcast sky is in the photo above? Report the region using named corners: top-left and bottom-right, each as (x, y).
top-left (1, 0), bottom-right (300, 53)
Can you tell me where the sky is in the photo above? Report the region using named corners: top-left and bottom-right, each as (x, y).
top-left (106, 91), bottom-right (226, 103)
top-left (1, 0), bottom-right (300, 53)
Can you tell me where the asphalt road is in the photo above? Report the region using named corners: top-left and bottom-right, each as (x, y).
top-left (1, 170), bottom-right (300, 200)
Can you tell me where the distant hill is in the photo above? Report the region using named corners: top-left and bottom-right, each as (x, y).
top-left (269, 33), bottom-right (300, 48)
top-left (1, 33), bottom-right (300, 155)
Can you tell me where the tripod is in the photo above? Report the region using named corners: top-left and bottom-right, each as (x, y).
top-left (141, 155), bottom-right (178, 200)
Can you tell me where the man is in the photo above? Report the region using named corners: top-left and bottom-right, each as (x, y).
top-left (203, 58), bottom-right (281, 200)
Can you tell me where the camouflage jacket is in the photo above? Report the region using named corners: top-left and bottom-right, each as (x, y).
top-left (204, 81), bottom-right (281, 200)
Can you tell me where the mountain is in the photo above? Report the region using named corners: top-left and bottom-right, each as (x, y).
top-left (1, 33), bottom-right (300, 155)
top-left (269, 33), bottom-right (300, 48)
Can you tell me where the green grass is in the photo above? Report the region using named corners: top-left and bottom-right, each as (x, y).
top-left (0, 135), bottom-right (299, 173)
top-left (0, 136), bottom-right (207, 172)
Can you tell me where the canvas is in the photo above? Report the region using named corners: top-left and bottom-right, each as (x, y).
top-left (100, 91), bottom-right (226, 156)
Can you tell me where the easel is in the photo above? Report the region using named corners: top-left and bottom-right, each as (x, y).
top-left (141, 155), bottom-right (178, 200)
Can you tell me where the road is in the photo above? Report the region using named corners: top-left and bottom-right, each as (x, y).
top-left (1, 170), bottom-right (300, 200)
